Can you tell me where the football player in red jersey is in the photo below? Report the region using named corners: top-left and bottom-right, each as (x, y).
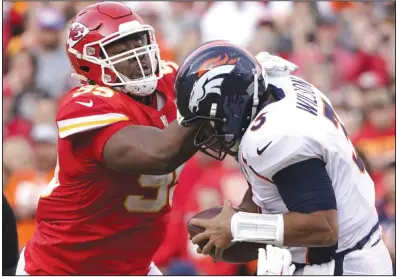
top-left (16, 2), bottom-right (200, 275)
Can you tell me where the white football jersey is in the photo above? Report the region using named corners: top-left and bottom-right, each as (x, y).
top-left (238, 74), bottom-right (379, 264)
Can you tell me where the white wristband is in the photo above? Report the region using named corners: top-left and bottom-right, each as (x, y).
top-left (231, 212), bottom-right (284, 246)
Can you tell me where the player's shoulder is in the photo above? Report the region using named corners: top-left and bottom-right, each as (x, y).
top-left (240, 102), bottom-right (319, 176)
top-left (243, 101), bottom-right (295, 148)
top-left (241, 105), bottom-right (298, 160)
top-left (161, 60), bottom-right (179, 73)
top-left (156, 60), bottom-right (179, 98)
top-left (159, 60), bottom-right (179, 82)
top-left (59, 84), bottom-right (120, 109)
top-left (246, 74), bottom-right (326, 143)
top-left (57, 85), bottom-right (130, 139)
top-left (57, 85), bottom-right (126, 120)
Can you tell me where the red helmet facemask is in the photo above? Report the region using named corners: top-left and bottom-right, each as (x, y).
top-left (66, 2), bottom-right (163, 96)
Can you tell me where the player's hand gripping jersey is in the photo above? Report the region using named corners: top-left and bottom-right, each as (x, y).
top-left (23, 63), bottom-right (183, 275)
top-left (239, 75), bottom-right (380, 265)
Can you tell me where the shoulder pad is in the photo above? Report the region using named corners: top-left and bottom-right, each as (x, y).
top-left (160, 60), bottom-right (179, 74)
top-left (241, 109), bottom-right (319, 180)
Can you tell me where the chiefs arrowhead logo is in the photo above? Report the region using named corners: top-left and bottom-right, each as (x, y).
top-left (70, 25), bottom-right (85, 41)
top-left (67, 22), bottom-right (89, 48)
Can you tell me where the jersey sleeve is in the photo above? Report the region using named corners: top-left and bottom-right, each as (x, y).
top-left (89, 120), bottom-right (133, 162)
top-left (241, 116), bottom-right (322, 182)
top-left (56, 91), bottom-right (132, 139)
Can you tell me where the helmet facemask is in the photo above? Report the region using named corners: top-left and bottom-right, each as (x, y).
top-left (193, 119), bottom-right (239, 161)
top-left (83, 21), bottom-right (163, 96)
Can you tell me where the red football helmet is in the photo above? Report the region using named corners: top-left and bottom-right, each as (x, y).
top-left (66, 2), bottom-right (163, 96)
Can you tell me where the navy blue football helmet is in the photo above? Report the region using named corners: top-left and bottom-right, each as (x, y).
top-left (175, 41), bottom-right (270, 160)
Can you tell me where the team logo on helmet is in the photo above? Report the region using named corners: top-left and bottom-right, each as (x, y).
top-left (67, 22), bottom-right (89, 48)
top-left (189, 54), bottom-right (237, 113)
top-left (197, 53), bottom-right (237, 78)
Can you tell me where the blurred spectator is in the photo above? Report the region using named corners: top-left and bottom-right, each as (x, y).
top-left (200, 2), bottom-right (266, 48)
top-left (341, 4), bottom-right (390, 86)
top-left (125, 1), bottom-right (176, 62)
top-left (4, 124), bottom-right (57, 250)
top-left (165, 2), bottom-right (203, 45)
top-left (31, 124), bottom-right (58, 172)
top-left (3, 83), bottom-right (33, 140)
top-left (5, 2), bottom-right (32, 57)
top-left (4, 50), bottom-right (37, 95)
top-left (165, 2), bottom-right (203, 64)
top-left (32, 98), bottom-right (58, 125)
top-left (249, 15), bottom-right (279, 56)
top-left (46, 2), bottom-right (77, 22)
top-left (33, 7), bottom-right (71, 97)
top-left (376, 162), bottom-right (396, 272)
top-left (173, 153), bottom-right (223, 212)
top-left (12, 88), bottom-right (51, 123)
top-left (330, 85), bottom-right (364, 136)
top-left (4, 117), bottom-right (32, 141)
top-left (352, 87), bottom-right (395, 173)
top-left (3, 84), bottom-right (14, 126)
top-left (3, 136), bottom-right (34, 176)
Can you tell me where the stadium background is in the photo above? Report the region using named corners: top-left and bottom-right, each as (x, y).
top-left (2, 1), bottom-right (395, 275)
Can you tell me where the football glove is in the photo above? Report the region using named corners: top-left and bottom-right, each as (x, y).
top-left (257, 245), bottom-right (296, 275)
top-left (255, 52), bottom-right (299, 77)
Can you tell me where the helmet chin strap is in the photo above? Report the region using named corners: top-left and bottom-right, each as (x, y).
top-left (250, 70), bottom-right (260, 123)
top-left (229, 70), bottom-right (261, 159)
top-left (113, 72), bottom-right (157, 96)
top-left (229, 139), bottom-right (241, 154)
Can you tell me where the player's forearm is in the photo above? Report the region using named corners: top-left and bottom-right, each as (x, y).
top-left (154, 121), bottom-right (199, 172)
top-left (283, 211), bottom-right (338, 247)
top-left (103, 122), bottom-right (199, 175)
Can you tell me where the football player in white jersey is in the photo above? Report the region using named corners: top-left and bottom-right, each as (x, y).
top-left (174, 41), bottom-right (393, 275)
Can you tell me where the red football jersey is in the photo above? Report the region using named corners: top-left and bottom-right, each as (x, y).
top-left (23, 63), bottom-right (184, 275)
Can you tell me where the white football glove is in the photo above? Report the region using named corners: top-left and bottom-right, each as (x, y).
top-left (257, 245), bottom-right (296, 275)
top-left (255, 52), bottom-right (299, 77)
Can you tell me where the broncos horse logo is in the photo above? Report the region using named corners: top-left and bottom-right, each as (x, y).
top-left (189, 54), bottom-right (237, 113)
